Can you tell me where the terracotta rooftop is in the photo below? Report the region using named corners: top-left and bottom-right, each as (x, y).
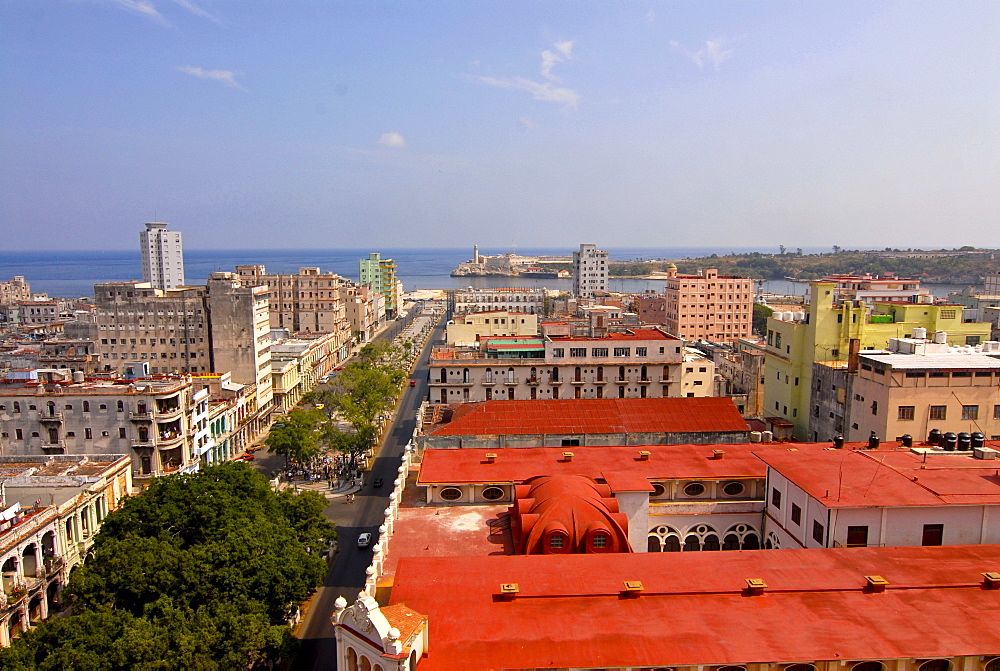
top-left (757, 444), bottom-right (1000, 507)
top-left (389, 544), bottom-right (1000, 670)
top-left (417, 444), bottom-right (773, 486)
top-left (428, 397), bottom-right (750, 436)
top-left (548, 328), bottom-right (677, 342)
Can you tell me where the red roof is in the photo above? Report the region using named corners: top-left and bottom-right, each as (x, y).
top-left (548, 327), bottom-right (677, 342)
top-left (757, 445), bottom-right (1000, 507)
top-left (417, 443), bottom-right (770, 486)
top-left (429, 398), bottom-right (750, 436)
top-left (390, 545), bottom-right (1000, 670)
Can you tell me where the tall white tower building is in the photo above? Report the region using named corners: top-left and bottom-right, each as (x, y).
top-left (140, 222), bottom-right (185, 290)
top-left (572, 243), bottom-right (608, 299)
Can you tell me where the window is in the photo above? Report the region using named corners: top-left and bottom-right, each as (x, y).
top-left (552, 348), bottom-right (564, 358)
top-left (439, 487), bottom-right (463, 501)
top-left (962, 405), bottom-right (979, 420)
top-left (929, 405), bottom-right (947, 421)
top-left (846, 525), bottom-right (869, 547)
top-left (481, 487), bottom-right (505, 501)
top-left (85, 428), bottom-right (93, 439)
top-left (922, 523), bottom-right (943, 546)
top-left (898, 406), bottom-right (915, 421)
top-left (569, 348), bottom-right (586, 357)
top-left (771, 488), bottom-right (781, 509)
top-left (812, 520), bottom-right (825, 544)
top-left (651, 483), bottom-right (666, 497)
top-left (613, 347), bottom-right (631, 357)
top-left (118, 428), bottom-right (127, 439)
top-left (592, 533), bottom-right (608, 549)
top-left (995, 405), bottom-right (1000, 420)
top-left (591, 348), bottom-right (608, 357)
top-left (871, 401), bottom-right (878, 415)
top-left (939, 309), bottom-right (956, 319)
top-left (683, 482), bottom-right (706, 497)
top-left (549, 533), bottom-right (566, 549)
top-left (722, 482), bottom-right (745, 496)
top-left (790, 503), bottom-right (801, 525)
top-left (15, 429), bottom-right (23, 440)
top-left (966, 335), bottom-right (981, 345)
top-left (636, 347), bottom-right (647, 357)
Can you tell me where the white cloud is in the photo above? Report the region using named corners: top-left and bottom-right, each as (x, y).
top-left (671, 38), bottom-right (734, 72)
top-left (540, 40), bottom-right (574, 81)
top-left (378, 132), bottom-right (407, 148)
top-left (519, 117), bottom-right (538, 130)
top-left (477, 76), bottom-right (580, 108)
top-left (172, 0), bottom-right (220, 23)
top-left (177, 66), bottom-right (246, 90)
top-left (108, 0), bottom-right (165, 22)
top-left (553, 41), bottom-right (574, 60)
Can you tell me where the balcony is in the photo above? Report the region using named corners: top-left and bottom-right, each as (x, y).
top-left (156, 433), bottom-right (184, 449)
top-left (637, 378), bottom-right (653, 385)
top-left (570, 378), bottom-right (586, 385)
top-left (128, 409), bottom-right (152, 421)
top-left (614, 378), bottom-right (628, 384)
top-left (154, 406), bottom-right (182, 420)
top-left (132, 438), bottom-right (155, 449)
top-left (37, 412), bottom-right (63, 422)
top-left (40, 440), bottom-right (65, 453)
top-left (525, 377), bottom-right (540, 386)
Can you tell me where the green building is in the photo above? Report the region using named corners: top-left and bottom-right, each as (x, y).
top-left (763, 281), bottom-right (993, 440)
top-left (359, 252), bottom-right (402, 318)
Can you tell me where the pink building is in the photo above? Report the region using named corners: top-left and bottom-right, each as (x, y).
top-left (664, 267), bottom-right (753, 342)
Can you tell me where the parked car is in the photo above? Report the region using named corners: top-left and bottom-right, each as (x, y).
top-left (357, 532), bottom-right (373, 549)
top-left (373, 477), bottom-right (384, 488)
top-left (409, 380), bottom-right (417, 387)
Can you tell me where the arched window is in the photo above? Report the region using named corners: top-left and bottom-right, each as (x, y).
top-left (551, 367), bottom-right (559, 382)
top-left (529, 367), bottom-right (537, 381)
top-left (651, 483), bottom-right (666, 498)
top-left (547, 532), bottom-right (568, 552)
top-left (703, 534), bottom-right (720, 551)
top-left (485, 368), bottom-right (493, 383)
top-left (13, 401), bottom-right (20, 413)
top-left (591, 532), bottom-right (609, 550)
top-left (641, 365), bottom-right (648, 381)
top-left (46, 401), bottom-right (56, 416)
top-left (618, 365), bottom-right (626, 381)
top-left (648, 536), bottom-right (662, 552)
top-left (507, 367), bottom-right (515, 384)
top-left (723, 534), bottom-right (741, 551)
top-left (784, 665), bottom-right (816, 671)
top-left (440, 369), bottom-right (447, 383)
top-left (83, 400), bottom-right (90, 412)
top-left (742, 533), bottom-right (760, 550)
top-left (596, 365), bottom-right (603, 381)
top-left (765, 531), bottom-right (781, 550)
top-left (984, 658), bottom-right (1000, 671)
top-left (117, 400), bottom-right (124, 412)
top-left (684, 535), bottom-right (702, 551)
top-left (574, 366), bottom-right (582, 382)
top-left (462, 368), bottom-right (469, 383)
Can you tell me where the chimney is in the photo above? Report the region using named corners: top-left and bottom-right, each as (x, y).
top-left (499, 583), bottom-right (519, 601)
top-left (864, 575), bottom-right (889, 593)
top-left (622, 580), bottom-right (644, 598)
top-left (712, 450), bottom-right (725, 460)
top-left (637, 450), bottom-right (651, 461)
top-left (847, 338), bottom-right (861, 372)
top-left (982, 572), bottom-right (1000, 590)
top-left (745, 578), bottom-right (767, 596)
top-left (562, 452), bottom-right (574, 462)
top-left (485, 453), bottom-right (497, 464)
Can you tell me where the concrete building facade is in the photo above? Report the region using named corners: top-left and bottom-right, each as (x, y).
top-left (359, 252), bottom-right (403, 319)
top-left (572, 243), bottom-right (608, 299)
top-left (664, 266), bottom-right (753, 342)
top-left (444, 310), bottom-right (538, 346)
top-left (448, 288), bottom-right (547, 317)
top-left (139, 222), bottom-right (184, 290)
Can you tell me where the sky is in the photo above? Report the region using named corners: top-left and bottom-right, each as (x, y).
top-left (2, 1), bottom-right (999, 251)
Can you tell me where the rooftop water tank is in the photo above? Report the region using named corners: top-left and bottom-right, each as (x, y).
top-left (932, 331), bottom-right (948, 344)
top-left (913, 326), bottom-right (927, 339)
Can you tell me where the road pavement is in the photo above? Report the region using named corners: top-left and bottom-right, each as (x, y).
top-left (289, 314), bottom-right (442, 670)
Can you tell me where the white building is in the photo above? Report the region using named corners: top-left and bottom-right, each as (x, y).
top-left (572, 244), bottom-right (608, 299)
top-left (140, 222), bottom-right (185, 290)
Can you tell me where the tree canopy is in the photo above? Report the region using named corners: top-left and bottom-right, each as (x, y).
top-left (0, 463), bottom-right (335, 669)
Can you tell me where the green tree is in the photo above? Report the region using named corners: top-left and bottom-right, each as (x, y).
top-left (752, 303), bottom-right (774, 336)
top-left (265, 407), bottom-right (326, 465)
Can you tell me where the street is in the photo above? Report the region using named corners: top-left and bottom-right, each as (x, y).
top-left (289, 313), bottom-right (442, 671)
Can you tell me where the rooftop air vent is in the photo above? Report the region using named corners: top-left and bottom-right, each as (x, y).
top-left (865, 575), bottom-right (889, 593)
top-left (745, 578), bottom-right (767, 596)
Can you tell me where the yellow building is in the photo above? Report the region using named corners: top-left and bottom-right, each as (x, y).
top-left (445, 310), bottom-right (538, 346)
top-left (764, 282), bottom-right (992, 439)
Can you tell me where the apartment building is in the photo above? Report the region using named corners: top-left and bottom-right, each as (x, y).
top-left (427, 328), bottom-right (715, 404)
top-left (810, 336), bottom-right (1000, 442)
top-left (343, 283), bottom-right (385, 343)
top-left (139, 222), bottom-right (184, 290)
top-left (822, 273), bottom-right (933, 304)
top-left (763, 281), bottom-right (992, 439)
top-left (448, 287), bottom-right (547, 317)
top-left (0, 371), bottom-right (201, 477)
top-left (92, 274), bottom-right (273, 410)
top-left (0, 277), bottom-right (31, 305)
top-left (635, 293), bottom-right (666, 324)
top-left (234, 265), bottom-right (354, 349)
top-left (445, 310), bottom-right (538, 346)
top-left (0, 454), bottom-right (132, 647)
top-left (359, 252), bottom-right (403, 318)
top-left (664, 266), bottom-right (753, 342)
top-left (572, 243), bottom-right (608, 299)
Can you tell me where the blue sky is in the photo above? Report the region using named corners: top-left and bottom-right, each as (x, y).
top-left (2, 1), bottom-right (998, 251)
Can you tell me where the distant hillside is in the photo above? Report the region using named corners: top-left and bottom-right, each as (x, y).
top-left (609, 248), bottom-right (998, 284)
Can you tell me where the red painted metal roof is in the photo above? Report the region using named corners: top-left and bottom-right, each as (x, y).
top-left (417, 443), bottom-right (771, 486)
top-left (429, 398), bottom-right (750, 436)
top-left (548, 327), bottom-right (678, 342)
top-left (757, 445), bottom-right (1000, 507)
top-left (390, 545), bottom-right (1000, 670)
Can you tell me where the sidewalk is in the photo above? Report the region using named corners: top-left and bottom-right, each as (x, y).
top-left (276, 477), bottom-right (362, 501)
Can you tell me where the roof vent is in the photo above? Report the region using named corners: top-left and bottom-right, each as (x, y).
top-left (499, 583), bottom-right (519, 600)
top-left (637, 450), bottom-right (651, 461)
top-left (622, 580), bottom-right (644, 598)
top-left (982, 572), bottom-right (1000, 590)
top-left (485, 453), bottom-right (498, 463)
top-left (712, 450), bottom-right (725, 460)
top-left (562, 451), bottom-right (574, 462)
top-left (745, 578), bottom-right (767, 596)
top-left (865, 575), bottom-right (889, 593)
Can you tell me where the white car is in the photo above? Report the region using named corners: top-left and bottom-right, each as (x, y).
top-left (357, 532), bottom-right (373, 549)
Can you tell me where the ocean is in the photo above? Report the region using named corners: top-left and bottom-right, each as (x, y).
top-left (0, 247), bottom-right (965, 299)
